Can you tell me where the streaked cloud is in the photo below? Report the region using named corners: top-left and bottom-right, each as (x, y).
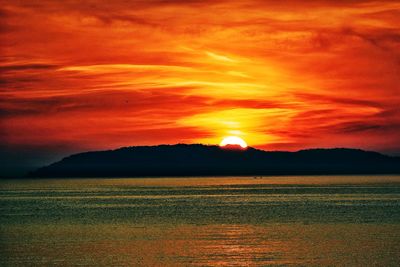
top-left (1, 0), bottom-right (399, 163)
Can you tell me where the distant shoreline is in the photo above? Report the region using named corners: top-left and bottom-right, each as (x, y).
top-left (2, 174), bottom-right (400, 180)
top-left (28, 144), bottom-right (400, 178)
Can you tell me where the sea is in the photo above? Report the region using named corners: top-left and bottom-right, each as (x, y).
top-left (1, 176), bottom-right (399, 266)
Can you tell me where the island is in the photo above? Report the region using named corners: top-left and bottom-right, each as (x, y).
top-left (29, 144), bottom-right (400, 177)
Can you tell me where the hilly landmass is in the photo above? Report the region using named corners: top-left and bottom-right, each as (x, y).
top-left (29, 144), bottom-right (400, 177)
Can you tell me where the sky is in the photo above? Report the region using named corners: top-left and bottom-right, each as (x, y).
top-left (1, 0), bottom-right (400, 175)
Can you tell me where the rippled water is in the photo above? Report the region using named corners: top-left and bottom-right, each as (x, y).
top-left (1, 176), bottom-right (400, 266)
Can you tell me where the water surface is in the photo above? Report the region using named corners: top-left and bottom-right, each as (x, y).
top-left (1, 176), bottom-right (399, 266)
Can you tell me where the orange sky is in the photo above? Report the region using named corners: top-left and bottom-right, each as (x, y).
top-left (1, 0), bottom-right (400, 172)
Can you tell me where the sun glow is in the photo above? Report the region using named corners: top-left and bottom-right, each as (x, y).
top-left (1, 0), bottom-right (399, 158)
top-left (219, 136), bottom-right (248, 148)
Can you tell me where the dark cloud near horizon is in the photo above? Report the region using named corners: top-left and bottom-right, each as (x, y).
top-left (0, 63), bottom-right (58, 72)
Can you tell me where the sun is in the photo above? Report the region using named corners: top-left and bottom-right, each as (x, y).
top-left (219, 136), bottom-right (248, 149)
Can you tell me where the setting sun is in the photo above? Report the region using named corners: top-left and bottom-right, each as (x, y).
top-left (219, 136), bottom-right (248, 149)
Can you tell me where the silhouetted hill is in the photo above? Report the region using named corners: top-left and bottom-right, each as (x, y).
top-left (30, 144), bottom-right (400, 177)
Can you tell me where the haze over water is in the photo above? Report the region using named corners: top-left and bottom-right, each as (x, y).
top-left (1, 176), bottom-right (400, 266)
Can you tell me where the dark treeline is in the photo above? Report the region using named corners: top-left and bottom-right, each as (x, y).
top-left (30, 144), bottom-right (400, 177)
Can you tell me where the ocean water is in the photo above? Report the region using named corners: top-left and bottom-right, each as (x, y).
top-left (1, 176), bottom-right (399, 266)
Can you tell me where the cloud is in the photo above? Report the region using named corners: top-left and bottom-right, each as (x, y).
top-left (293, 93), bottom-right (383, 108)
top-left (0, 63), bottom-right (58, 72)
top-left (1, 0), bottom-right (399, 174)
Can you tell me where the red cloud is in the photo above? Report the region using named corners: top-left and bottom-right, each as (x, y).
top-left (1, 0), bottom-right (399, 168)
